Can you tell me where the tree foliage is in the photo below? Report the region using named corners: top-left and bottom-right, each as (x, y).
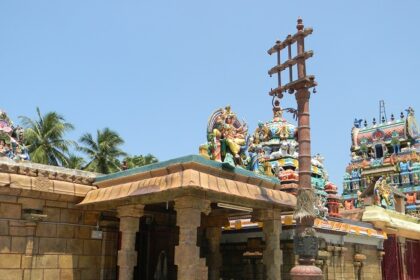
top-left (78, 128), bottom-right (127, 174)
top-left (123, 154), bottom-right (158, 169)
top-left (19, 108), bottom-right (74, 166)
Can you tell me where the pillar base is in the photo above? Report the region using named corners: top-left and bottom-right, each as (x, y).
top-left (290, 264), bottom-right (323, 280)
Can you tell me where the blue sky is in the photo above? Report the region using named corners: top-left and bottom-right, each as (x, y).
top-left (1, 1), bottom-right (419, 188)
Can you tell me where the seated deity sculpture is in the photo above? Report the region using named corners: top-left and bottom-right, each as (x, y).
top-left (207, 106), bottom-right (248, 167)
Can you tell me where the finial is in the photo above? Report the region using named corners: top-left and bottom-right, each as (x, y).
top-left (391, 114), bottom-right (395, 121)
top-left (297, 17), bottom-right (304, 31)
top-left (401, 112), bottom-right (405, 119)
top-left (364, 119), bottom-right (368, 127)
top-left (381, 116), bottom-right (386, 123)
top-left (373, 118), bottom-right (376, 125)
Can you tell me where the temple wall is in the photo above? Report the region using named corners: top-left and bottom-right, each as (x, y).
top-left (0, 161), bottom-right (119, 280)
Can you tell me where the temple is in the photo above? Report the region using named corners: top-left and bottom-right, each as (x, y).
top-left (0, 19), bottom-right (419, 280)
top-left (340, 103), bottom-right (420, 279)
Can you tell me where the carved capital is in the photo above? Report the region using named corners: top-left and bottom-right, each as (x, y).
top-left (117, 204), bottom-right (145, 218)
top-left (174, 196), bottom-right (211, 215)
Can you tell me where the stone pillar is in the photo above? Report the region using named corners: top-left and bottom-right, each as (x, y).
top-left (206, 227), bottom-right (222, 280)
top-left (253, 208), bottom-right (282, 280)
top-left (117, 204), bottom-right (145, 280)
top-left (174, 196), bottom-right (211, 280)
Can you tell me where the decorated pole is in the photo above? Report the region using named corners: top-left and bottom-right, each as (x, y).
top-left (268, 18), bottom-right (322, 279)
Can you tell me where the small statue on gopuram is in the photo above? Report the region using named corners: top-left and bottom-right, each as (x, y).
top-left (0, 109), bottom-right (30, 161)
top-left (202, 106), bottom-right (249, 167)
top-left (373, 177), bottom-right (395, 210)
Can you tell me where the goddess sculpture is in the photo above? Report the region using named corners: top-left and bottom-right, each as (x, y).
top-left (206, 106), bottom-right (248, 167)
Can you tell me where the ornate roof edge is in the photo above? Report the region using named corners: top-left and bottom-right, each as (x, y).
top-left (0, 157), bottom-right (97, 185)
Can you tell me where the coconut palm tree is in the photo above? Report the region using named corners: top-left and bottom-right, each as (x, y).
top-left (19, 108), bottom-right (74, 166)
top-left (78, 128), bottom-right (127, 174)
top-left (65, 153), bottom-right (86, 170)
top-left (123, 154), bottom-right (158, 169)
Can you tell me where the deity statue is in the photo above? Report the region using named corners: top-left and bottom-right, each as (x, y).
top-left (373, 177), bottom-right (395, 209)
top-left (355, 190), bottom-right (364, 208)
top-left (288, 140), bottom-right (298, 157)
top-left (0, 110), bottom-right (30, 161)
top-left (315, 196), bottom-right (328, 219)
top-left (406, 107), bottom-right (419, 139)
top-left (352, 119), bottom-right (363, 149)
top-left (252, 122), bottom-right (271, 145)
top-left (206, 106), bottom-right (248, 167)
top-left (391, 131), bottom-right (401, 154)
top-left (277, 124), bottom-right (289, 139)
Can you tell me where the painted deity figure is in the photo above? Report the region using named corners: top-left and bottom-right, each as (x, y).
top-left (391, 131), bottom-right (401, 154)
top-left (288, 140), bottom-right (298, 157)
top-left (207, 106), bottom-right (248, 166)
top-left (373, 177), bottom-right (395, 209)
top-left (359, 138), bottom-right (369, 159)
top-left (315, 196), bottom-right (328, 219)
top-left (352, 119), bottom-right (363, 149)
top-left (350, 168), bottom-right (361, 191)
top-left (399, 160), bottom-right (412, 185)
top-left (0, 139), bottom-right (8, 157)
top-left (407, 107), bottom-right (419, 138)
top-left (253, 122), bottom-right (271, 145)
top-left (277, 124), bottom-right (289, 140)
top-left (355, 190), bottom-right (364, 208)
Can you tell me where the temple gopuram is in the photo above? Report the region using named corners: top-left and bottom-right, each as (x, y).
top-left (341, 103), bottom-right (420, 279)
top-left (199, 104), bottom-right (386, 280)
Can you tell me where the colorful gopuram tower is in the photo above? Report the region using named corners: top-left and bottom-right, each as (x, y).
top-left (342, 104), bottom-right (420, 216)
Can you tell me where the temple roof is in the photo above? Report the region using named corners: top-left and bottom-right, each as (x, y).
top-left (95, 155), bottom-right (280, 185)
top-left (362, 206), bottom-right (420, 240)
top-left (80, 155), bottom-right (296, 210)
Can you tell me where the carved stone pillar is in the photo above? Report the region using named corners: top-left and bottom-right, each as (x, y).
top-left (117, 204), bottom-right (145, 280)
top-left (203, 214), bottom-right (228, 280)
top-left (253, 208), bottom-right (282, 280)
top-left (377, 250), bottom-right (385, 278)
top-left (353, 245), bottom-right (366, 280)
top-left (174, 196), bottom-right (211, 280)
top-left (206, 226), bottom-right (222, 280)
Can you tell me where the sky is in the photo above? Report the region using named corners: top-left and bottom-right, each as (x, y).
top-left (0, 1), bottom-right (419, 188)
